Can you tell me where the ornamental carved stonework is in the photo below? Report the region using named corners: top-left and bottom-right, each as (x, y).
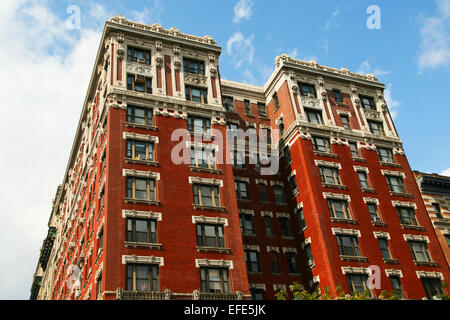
top-left (364, 109), bottom-right (381, 120)
top-left (184, 73), bottom-right (208, 87)
top-left (126, 62), bottom-right (152, 76)
top-left (301, 97), bottom-right (321, 108)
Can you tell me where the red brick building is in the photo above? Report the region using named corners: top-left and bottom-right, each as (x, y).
top-left (31, 16), bottom-right (449, 300)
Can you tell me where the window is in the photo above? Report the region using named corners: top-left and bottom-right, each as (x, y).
top-left (408, 241), bottom-right (432, 262)
top-left (200, 268), bottom-right (229, 293)
top-left (235, 181), bottom-right (249, 200)
top-left (223, 96), bottom-right (234, 111)
top-left (349, 142), bottom-right (360, 158)
top-left (258, 103), bottom-right (267, 117)
top-left (312, 136), bottom-right (332, 153)
top-left (377, 147), bottom-right (394, 163)
top-left (367, 203), bottom-right (381, 223)
top-left (279, 217), bottom-right (293, 237)
top-left (183, 58), bottom-right (205, 75)
top-left (286, 252), bottom-right (300, 274)
top-left (264, 216), bottom-right (274, 237)
top-left (127, 106), bottom-right (153, 126)
top-left (230, 150), bottom-right (245, 168)
top-left (333, 89), bottom-right (342, 103)
top-left (190, 147), bottom-right (216, 169)
top-left (299, 82), bottom-right (317, 98)
top-left (278, 118), bottom-right (285, 135)
top-left (274, 185), bottom-right (286, 204)
top-left (297, 207), bottom-right (306, 230)
top-left (359, 95), bottom-right (376, 110)
top-left (127, 47), bottom-right (151, 64)
top-left (273, 93), bottom-right (280, 110)
top-left (196, 224), bottom-right (224, 248)
top-left (126, 177), bottom-right (156, 201)
top-left (127, 74), bottom-right (152, 94)
top-left (357, 171), bottom-right (370, 189)
top-left (397, 207), bottom-right (418, 226)
top-left (432, 203), bottom-right (443, 219)
top-left (389, 276), bottom-right (404, 298)
top-left (319, 166), bottom-right (341, 185)
top-left (283, 146), bottom-right (292, 164)
top-left (378, 238), bottom-right (392, 259)
top-left (386, 175), bottom-right (406, 194)
top-left (127, 140), bottom-right (154, 161)
top-left (305, 244), bottom-right (314, 268)
top-left (193, 184), bottom-right (220, 207)
top-left (126, 218), bottom-right (157, 243)
top-left (259, 184), bottom-right (269, 203)
top-left (239, 214), bottom-right (254, 235)
top-left (269, 251), bottom-right (281, 273)
top-left (328, 199), bottom-right (351, 220)
top-left (251, 289), bottom-right (265, 300)
top-left (261, 128), bottom-right (272, 145)
top-left (336, 235), bottom-right (361, 257)
top-left (96, 275), bottom-right (102, 299)
top-left (421, 278), bottom-right (443, 300)
top-left (341, 115), bottom-right (350, 130)
top-left (126, 264), bottom-right (159, 292)
top-left (368, 120), bottom-right (385, 136)
top-left (305, 109), bottom-right (323, 124)
top-left (245, 250), bottom-right (260, 273)
top-left (445, 235), bottom-right (450, 247)
top-left (289, 175), bottom-right (298, 195)
top-left (98, 229), bottom-right (103, 252)
top-left (186, 86), bottom-right (208, 104)
top-left (244, 100), bottom-right (251, 115)
top-left (347, 274), bottom-right (370, 295)
top-left (188, 116), bottom-right (211, 134)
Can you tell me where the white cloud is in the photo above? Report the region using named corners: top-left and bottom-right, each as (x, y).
top-left (287, 48), bottom-right (299, 59)
top-left (226, 32), bottom-right (255, 68)
top-left (418, 0), bottom-right (450, 69)
top-left (357, 60), bottom-right (390, 77)
top-left (384, 84), bottom-right (400, 120)
top-left (233, 0), bottom-right (253, 23)
top-left (441, 168), bottom-right (450, 176)
top-left (324, 10), bottom-right (339, 30)
top-left (0, 0), bottom-right (102, 299)
top-left (130, 0), bottom-right (164, 24)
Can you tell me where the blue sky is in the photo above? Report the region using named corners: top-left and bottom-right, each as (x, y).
top-left (0, 0), bottom-right (449, 299)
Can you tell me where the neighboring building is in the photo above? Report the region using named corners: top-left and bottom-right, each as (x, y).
top-left (414, 171), bottom-right (450, 267)
top-left (31, 15), bottom-right (449, 300)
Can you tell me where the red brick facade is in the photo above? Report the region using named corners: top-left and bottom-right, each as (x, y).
top-left (31, 16), bottom-right (449, 300)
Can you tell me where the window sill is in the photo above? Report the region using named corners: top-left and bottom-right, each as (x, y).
top-left (322, 183), bottom-right (348, 190)
top-left (125, 158), bottom-right (159, 167)
top-left (401, 224), bottom-right (425, 231)
top-left (361, 188), bottom-right (376, 194)
top-left (242, 233), bottom-right (257, 237)
top-left (125, 122), bottom-right (157, 131)
top-left (196, 246), bottom-right (231, 254)
top-left (124, 242), bottom-right (162, 250)
top-left (413, 260), bottom-right (439, 267)
top-left (247, 271), bottom-right (263, 276)
top-left (383, 258), bottom-right (399, 264)
top-left (237, 199), bottom-right (252, 203)
top-left (352, 157), bottom-right (366, 163)
top-left (193, 204), bottom-right (226, 212)
top-left (275, 202), bottom-right (289, 206)
top-left (389, 191), bottom-right (412, 198)
top-left (331, 218), bottom-right (358, 225)
top-left (314, 151), bottom-right (338, 158)
top-left (340, 255), bottom-right (368, 262)
top-left (372, 221), bottom-right (387, 227)
top-left (125, 198), bottom-right (160, 206)
top-left (380, 161), bottom-right (402, 168)
top-left (190, 166), bottom-right (221, 174)
top-left (288, 273), bottom-right (302, 277)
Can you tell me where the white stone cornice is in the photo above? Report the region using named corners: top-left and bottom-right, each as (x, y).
top-left (363, 197), bottom-right (379, 205)
top-left (373, 231), bottom-right (390, 240)
top-left (323, 192), bottom-right (351, 201)
top-left (122, 255), bottom-right (164, 266)
top-left (416, 271), bottom-right (443, 279)
top-left (188, 176), bottom-right (223, 187)
top-left (123, 132), bottom-right (159, 143)
top-left (391, 200), bottom-right (417, 209)
top-left (266, 246), bottom-right (279, 253)
top-left (260, 211), bottom-right (273, 217)
top-left (341, 266), bottom-right (370, 275)
top-left (354, 165), bottom-right (369, 173)
top-left (314, 160), bottom-right (341, 169)
top-left (381, 170), bottom-right (405, 178)
top-left (385, 269), bottom-right (403, 278)
top-left (244, 244), bottom-right (260, 251)
top-left (239, 209), bottom-right (254, 216)
top-left (191, 215), bottom-right (228, 226)
top-left (195, 259), bottom-right (233, 269)
top-left (276, 212), bottom-right (290, 219)
top-left (282, 247), bottom-right (297, 254)
top-left (122, 209), bottom-right (162, 221)
top-left (403, 234), bottom-right (429, 243)
top-left (123, 169), bottom-right (160, 180)
top-left (332, 228), bottom-right (361, 237)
